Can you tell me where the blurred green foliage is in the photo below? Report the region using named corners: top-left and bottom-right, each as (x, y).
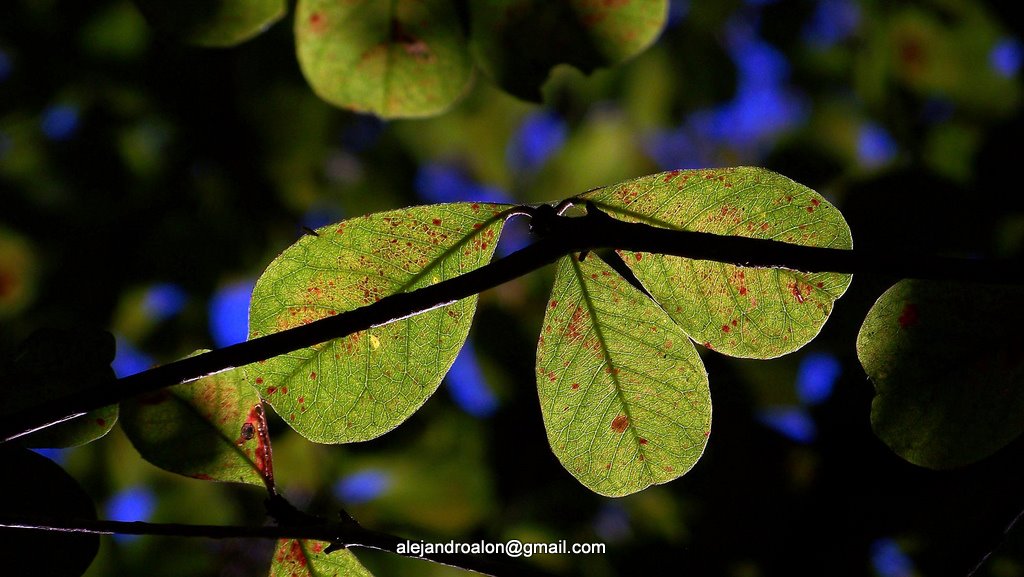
top-left (2, 0), bottom-right (1024, 575)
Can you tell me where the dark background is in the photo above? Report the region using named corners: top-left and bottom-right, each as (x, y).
top-left (2, 1), bottom-right (1024, 575)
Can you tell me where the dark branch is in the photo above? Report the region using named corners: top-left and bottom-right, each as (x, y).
top-left (0, 515), bottom-right (553, 577)
top-left (2, 205), bottom-right (1021, 442)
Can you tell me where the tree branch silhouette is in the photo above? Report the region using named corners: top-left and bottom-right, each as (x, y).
top-left (2, 202), bottom-right (1021, 443)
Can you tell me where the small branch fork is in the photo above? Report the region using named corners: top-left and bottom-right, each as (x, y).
top-left (1, 203), bottom-right (1021, 576)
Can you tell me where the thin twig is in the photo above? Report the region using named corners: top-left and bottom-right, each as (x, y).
top-left (0, 516), bottom-right (554, 577)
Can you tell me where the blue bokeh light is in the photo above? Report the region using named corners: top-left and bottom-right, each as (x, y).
top-left (644, 129), bottom-right (706, 170)
top-left (803, 0), bottom-right (860, 47)
top-left (208, 279), bottom-right (255, 348)
top-left (796, 352), bottom-right (841, 405)
top-left (647, 18), bottom-right (808, 168)
top-left (857, 123), bottom-right (899, 168)
top-left (142, 283), bottom-right (187, 322)
top-left (302, 206), bottom-right (344, 231)
top-left (334, 469), bottom-right (392, 505)
top-left (506, 110), bottom-right (568, 172)
top-left (105, 486), bottom-right (157, 543)
top-left (340, 114), bottom-right (386, 152)
top-left (0, 50), bottom-right (11, 83)
top-left (757, 406), bottom-right (816, 444)
top-left (414, 163), bottom-right (513, 205)
top-left (665, 0), bottom-right (690, 28)
top-left (990, 37), bottom-right (1023, 78)
top-left (113, 335), bottom-right (154, 378)
top-left (31, 448), bottom-right (68, 465)
top-left (870, 538), bottom-right (915, 577)
top-left (445, 340), bottom-right (499, 418)
top-left (40, 104), bottom-right (80, 142)
top-left (593, 503), bottom-right (632, 542)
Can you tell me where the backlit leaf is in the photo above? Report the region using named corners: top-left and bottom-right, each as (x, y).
top-left (269, 539), bottom-right (373, 577)
top-left (0, 448), bottom-right (99, 577)
top-left (134, 0), bottom-right (286, 47)
top-left (121, 353), bottom-right (274, 488)
top-left (470, 0), bottom-right (669, 101)
top-left (295, 0), bottom-right (473, 118)
top-left (582, 167), bottom-right (853, 359)
top-left (0, 328), bottom-right (118, 448)
top-left (857, 280), bottom-right (1024, 469)
top-left (537, 255), bottom-right (710, 497)
top-left (249, 203), bottom-right (507, 443)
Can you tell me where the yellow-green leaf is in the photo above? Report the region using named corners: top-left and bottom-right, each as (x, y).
top-left (121, 353), bottom-right (274, 487)
top-left (295, 0), bottom-right (473, 118)
top-left (269, 539), bottom-right (373, 577)
top-left (582, 167), bottom-right (853, 359)
top-left (134, 0), bottom-right (286, 47)
top-left (858, 280), bottom-right (1024, 469)
top-left (249, 203), bottom-right (507, 443)
top-left (537, 255), bottom-right (710, 497)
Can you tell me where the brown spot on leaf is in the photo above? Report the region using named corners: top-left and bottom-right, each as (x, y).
top-left (611, 414), bottom-right (629, 433)
top-left (638, 437), bottom-right (648, 445)
top-left (309, 12), bottom-right (326, 34)
top-left (898, 303), bottom-right (918, 328)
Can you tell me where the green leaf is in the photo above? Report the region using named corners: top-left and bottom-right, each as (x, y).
top-left (249, 203), bottom-right (508, 443)
top-left (269, 539), bottom-right (373, 577)
top-left (537, 254), bottom-right (710, 497)
top-left (582, 167), bottom-right (853, 359)
top-left (134, 0), bottom-right (286, 47)
top-left (0, 328), bottom-right (118, 448)
top-left (857, 280), bottom-right (1024, 469)
top-left (469, 0), bottom-right (669, 101)
top-left (295, 0), bottom-right (474, 118)
top-left (0, 447), bottom-right (99, 577)
top-left (121, 353), bottom-right (274, 488)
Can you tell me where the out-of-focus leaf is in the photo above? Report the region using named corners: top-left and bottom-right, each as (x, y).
top-left (857, 280), bottom-right (1024, 469)
top-left (470, 0), bottom-right (669, 102)
top-left (582, 167), bottom-right (853, 359)
top-left (249, 204), bottom-right (507, 443)
top-left (295, 0), bottom-right (473, 118)
top-left (269, 540), bottom-right (373, 577)
top-left (121, 352), bottom-right (274, 488)
top-left (537, 254), bottom-right (710, 497)
top-left (0, 328), bottom-right (118, 448)
top-left (0, 447), bottom-right (99, 577)
top-left (857, 5), bottom-right (1020, 114)
top-left (134, 0), bottom-right (285, 47)
top-left (0, 226), bottom-right (38, 319)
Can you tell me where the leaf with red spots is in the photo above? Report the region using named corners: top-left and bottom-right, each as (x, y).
top-left (121, 351), bottom-right (273, 489)
top-left (469, 0), bottom-right (669, 102)
top-left (0, 327), bottom-right (118, 448)
top-left (857, 280), bottom-right (1024, 469)
top-left (582, 167), bottom-right (853, 359)
top-left (0, 447), bottom-right (99, 577)
top-left (295, 0), bottom-right (473, 118)
top-left (134, 0), bottom-right (285, 47)
top-left (269, 539), bottom-right (373, 577)
top-left (249, 203), bottom-right (508, 443)
top-left (537, 255), bottom-right (710, 497)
